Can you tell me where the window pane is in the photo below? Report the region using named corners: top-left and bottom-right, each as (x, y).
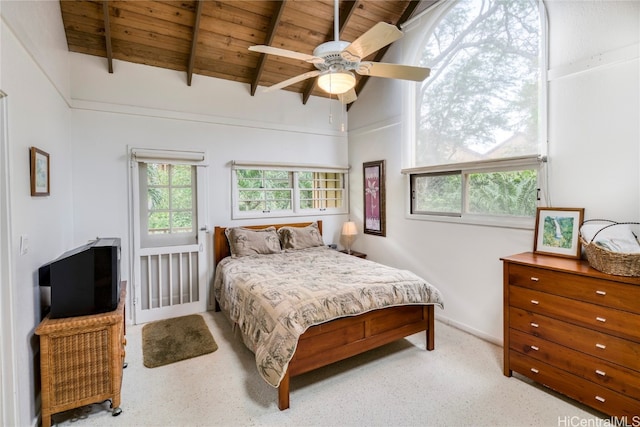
top-left (266, 200), bottom-right (291, 210)
top-left (266, 190), bottom-right (291, 200)
top-left (298, 171), bottom-right (344, 211)
top-left (147, 163), bottom-right (169, 185)
top-left (237, 169), bottom-right (260, 179)
top-left (412, 173), bottom-right (462, 215)
top-left (172, 211), bottom-right (193, 233)
top-left (148, 212), bottom-right (170, 234)
top-left (238, 190), bottom-right (263, 201)
top-left (264, 170), bottom-right (289, 180)
top-left (416, 0), bottom-right (540, 167)
top-left (467, 169), bottom-right (537, 216)
top-left (171, 165), bottom-right (192, 186)
top-left (148, 188), bottom-right (169, 210)
top-left (172, 188), bottom-right (192, 210)
top-left (238, 178), bottom-right (262, 189)
top-left (239, 201), bottom-right (265, 212)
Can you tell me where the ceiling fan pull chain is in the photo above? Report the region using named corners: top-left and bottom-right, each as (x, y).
top-left (329, 93), bottom-right (334, 125)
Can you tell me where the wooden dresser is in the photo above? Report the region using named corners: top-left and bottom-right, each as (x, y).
top-left (502, 253), bottom-right (640, 417)
top-left (36, 283), bottom-right (127, 427)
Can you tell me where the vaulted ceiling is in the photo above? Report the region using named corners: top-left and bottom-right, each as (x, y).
top-left (59, 0), bottom-right (434, 106)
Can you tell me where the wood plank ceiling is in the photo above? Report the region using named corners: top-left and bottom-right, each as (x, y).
top-left (60, 0), bottom-right (433, 106)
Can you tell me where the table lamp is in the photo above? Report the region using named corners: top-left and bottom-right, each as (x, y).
top-left (341, 221), bottom-right (358, 255)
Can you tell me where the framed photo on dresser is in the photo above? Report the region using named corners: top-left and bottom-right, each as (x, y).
top-left (533, 207), bottom-right (584, 259)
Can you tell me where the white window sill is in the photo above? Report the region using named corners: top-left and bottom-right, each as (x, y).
top-left (405, 212), bottom-right (535, 230)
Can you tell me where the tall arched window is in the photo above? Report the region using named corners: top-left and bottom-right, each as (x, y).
top-left (403, 0), bottom-right (547, 226)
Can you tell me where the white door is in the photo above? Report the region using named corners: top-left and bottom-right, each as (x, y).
top-left (130, 149), bottom-right (209, 324)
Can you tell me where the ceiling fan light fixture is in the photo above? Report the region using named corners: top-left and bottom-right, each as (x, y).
top-left (317, 71), bottom-right (356, 95)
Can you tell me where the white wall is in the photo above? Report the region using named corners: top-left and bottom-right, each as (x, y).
top-left (348, 0), bottom-right (640, 344)
top-left (1, 7), bottom-right (73, 426)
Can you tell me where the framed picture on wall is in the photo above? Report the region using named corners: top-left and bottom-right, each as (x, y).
top-left (533, 207), bottom-right (584, 259)
top-left (30, 147), bottom-right (50, 197)
top-left (363, 160), bottom-right (386, 236)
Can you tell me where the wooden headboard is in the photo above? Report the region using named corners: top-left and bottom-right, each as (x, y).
top-left (213, 221), bottom-right (323, 265)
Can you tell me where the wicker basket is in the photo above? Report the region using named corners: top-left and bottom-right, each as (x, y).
top-left (579, 220), bottom-right (640, 277)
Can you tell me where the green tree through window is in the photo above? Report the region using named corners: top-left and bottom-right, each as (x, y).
top-left (410, 0), bottom-right (542, 220)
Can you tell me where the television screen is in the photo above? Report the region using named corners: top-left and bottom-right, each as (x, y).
top-left (39, 238), bottom-right (121, 318)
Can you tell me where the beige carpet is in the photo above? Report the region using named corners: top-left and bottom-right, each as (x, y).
top-left (142, 314), bottom-right (217, 368)
top-left (54, 313), bottom-right (603, 426)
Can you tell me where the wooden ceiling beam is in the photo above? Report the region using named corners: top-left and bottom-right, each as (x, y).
top-left (250, 0), bottom-right (287, 96)
top-left (102, 0), bottom-right (113, 73)
top-left (187, 0), bottom-right (203, 86)
top-left (302, 0), bottom-right (358, 105)
top-left (346, 0), bottom-right (422, 111)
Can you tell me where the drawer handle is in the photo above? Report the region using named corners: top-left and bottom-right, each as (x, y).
top-left (530, 345), bottom-right (539, 351)
top-left (595, 396), bottom-right (606, 403)
top-left (595, 290), bottom-right (606, 296)
top-left (595, 343), bottom-right (607, 350)
top-left (530, 322), bottom-right (539, 328)
top-left (530, 300), bottom-right (539, 305)
top-left (595, 369), bottom-right (606, 377)
top-left (530, 277), bottom-right (539, 282)
top-left (530, 368), bottom-right (539, 374)
top-left (596, 317), bottom-right (606, 323)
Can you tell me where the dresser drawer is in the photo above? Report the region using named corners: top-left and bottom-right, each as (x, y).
top-left (508, 264), bottom-right (640, 314)
top-left (509, 351), bottom-right (640, 417)
top-left (510, 328), bottom-right (640, 399)
top-left (510, 286), bottom-right (640, 341)
top-left (509, 307), bottom-right (640, 371)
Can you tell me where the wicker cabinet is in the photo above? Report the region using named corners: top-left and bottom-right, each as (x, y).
top-left (502, 253), bottom-right (640, 418)
top-left (36, 283), bottom-right (126, 427)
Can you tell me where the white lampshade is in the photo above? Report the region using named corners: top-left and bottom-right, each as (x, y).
top-left (341, 221), bottom-right (358, 255)
top-left (317, 71), bottom-right (356, 95)
top-left (341, 221), bottom-right (358, 237)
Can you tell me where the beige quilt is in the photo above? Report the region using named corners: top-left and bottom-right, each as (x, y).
top-left (213, 246), bottom-right (444, 388)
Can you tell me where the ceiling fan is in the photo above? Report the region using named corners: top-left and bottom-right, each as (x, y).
top-left (248, 0), bottom-right (431, 104)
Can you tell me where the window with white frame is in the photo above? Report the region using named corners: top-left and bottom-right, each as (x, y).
top-left (132, 148), bottom-right (206, 248)
top-left (403, 0), bottom-right (547, 226)
top-left (140, 163), bottom-right (197, 238)
top-left (232, 162), bottom-right (348, 219)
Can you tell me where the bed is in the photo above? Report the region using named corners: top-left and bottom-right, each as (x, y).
top-left (213, 221), bottom-right (444, 410)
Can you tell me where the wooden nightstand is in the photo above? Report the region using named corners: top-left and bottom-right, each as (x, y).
top-left (339, 249), bottom-right (367, 259)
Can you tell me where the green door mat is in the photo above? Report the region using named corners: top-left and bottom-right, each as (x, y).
top-left (142, 314), bottom-right (218, 368)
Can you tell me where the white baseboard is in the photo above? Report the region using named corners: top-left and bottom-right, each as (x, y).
top-left (435, 314), bottom-right (503, 347)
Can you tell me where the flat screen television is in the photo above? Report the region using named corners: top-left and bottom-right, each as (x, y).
top-left (39, 237), bottom-right (121, 318)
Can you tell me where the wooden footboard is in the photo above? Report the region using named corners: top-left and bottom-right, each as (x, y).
top-left (277, 304), bottom-right (435, 410)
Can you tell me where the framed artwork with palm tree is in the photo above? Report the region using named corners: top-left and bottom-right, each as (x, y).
top-left (363, 160), bottom-right (386, 236)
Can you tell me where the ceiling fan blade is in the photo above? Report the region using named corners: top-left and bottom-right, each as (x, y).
top-left (262, 70), bottom-right (322, 93)
top-left (357, 62), bottom-right (431, 81)
top-left (341, 22), bottom-right (403, 62)
top-left (338, 88), bottom-right (357, 105)
top-left (248, 45), bottom-right (324, 64)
